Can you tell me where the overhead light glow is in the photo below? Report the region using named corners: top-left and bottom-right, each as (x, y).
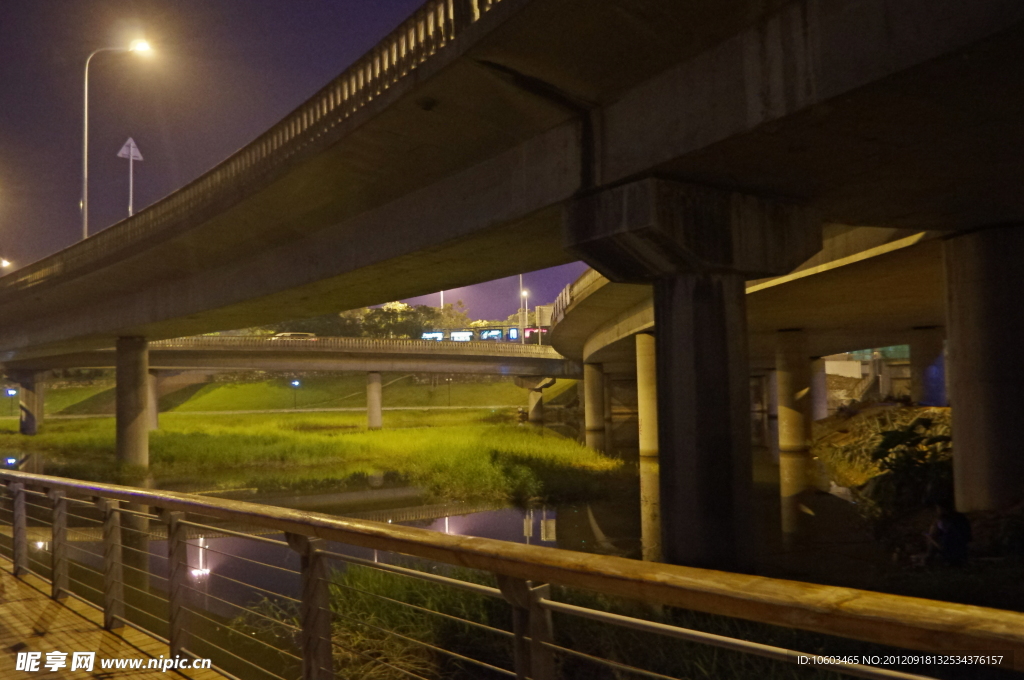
top-left (1, 259), bottom-right (11, 268)
top-left (129, 39), bottom-right (152, 53)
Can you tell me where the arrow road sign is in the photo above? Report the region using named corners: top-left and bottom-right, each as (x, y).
top-left (117, 137), bottom-right (143, 161)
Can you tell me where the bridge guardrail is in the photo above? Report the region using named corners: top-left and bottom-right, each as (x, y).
top-left (150, 335), bottom-right (565, 359)
top-left (0, 0), bottom-right (503, 299)
top-left (2, 470), bottom-right (1022, 680)
top-left (551, 268), bottom-right (606, 327)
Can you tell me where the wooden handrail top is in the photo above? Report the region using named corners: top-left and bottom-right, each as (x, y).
top-left (3, 469), bottom-right (1022, 670)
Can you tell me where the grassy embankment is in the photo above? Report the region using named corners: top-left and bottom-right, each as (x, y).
top-left (46, 374), bottom-right (536, 415)
top-left (0, 377), bottom-right (608, 504)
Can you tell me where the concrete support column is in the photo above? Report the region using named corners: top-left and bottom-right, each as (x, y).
top-left (583, 363), bottom-right (605, 451)
top-left (147, 370), bottom-right (160, 431)
top-left (654, 273), bottom-right (752, 569)
top-left (766, 370), bottom-right (780, 462)
top-left (567, 178), bottom-right (821, 570)
top-left (367, 372), bottom-right (382, 431)
top-left (945, 227), bottom-right (1024, 511)
top-left (910, 326), bottom-right (947, 406)
top-left (527, 389), bottom-right (544, 425)
top-left (116, 337), bottom-right (149, 468)
top-left (635, 332), bottom-right (661, 562)
top-left (14, 371), bottom-right (45, 436)
top-left (775, 331), bottom-right (813, 542)
top-left (810, 357), bottom-right (829, 421)
top-left (603, 379), bottom-right (613, 453)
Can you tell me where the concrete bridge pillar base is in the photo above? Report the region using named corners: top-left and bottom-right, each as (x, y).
top-left (147, 370), bottom-right (160, 431)
top-left (515, 376), bottom-right (555, 426)
top-left (910, 326), bottom-right (947, 407)
top-left (568, 178), bottom-right (820, 570)
top-left (367, 372), bottom-right (383, 430)
top-left (775, 330), bottom-right (815, 543)
top-left (766, 370), bottom-right (780, 462)
top-left (946, 227), bottom-right (1024, 511)
top-left (116, 337), bottom-right (149, 469)
top-left (810, 358), bottom-right (829, 421)
top-left (635, 332), bottom-right (661, 562)
top-left (12, 371), bottom-right (45, 436)
top-left (527, 390), bottom-right (543, 425)
top-left (583, 363), bottom-right (606, 451)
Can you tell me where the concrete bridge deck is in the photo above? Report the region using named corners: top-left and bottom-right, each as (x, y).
top-left (3, 335), bottom-right (580, 378)
top-left (0, 562), bottom-right (222, 679)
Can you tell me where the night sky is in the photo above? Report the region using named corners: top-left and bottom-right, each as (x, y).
top-left (0, 1), bottom-right (588, 323)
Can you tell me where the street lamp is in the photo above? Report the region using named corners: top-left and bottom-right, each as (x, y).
top-left (82, 39), bottom-right (152, 240)
top-left (521, 289), bottom-right (529, 344)
top-left (1, 259), bottom-right (10, 268)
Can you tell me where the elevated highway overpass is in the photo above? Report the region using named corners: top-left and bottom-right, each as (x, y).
top-left (4, 336), bottom-right (577, 377)
top-left (3, 0), bottom-right (1024, 568)
top-left (5, 336), bottom-right (576, 432)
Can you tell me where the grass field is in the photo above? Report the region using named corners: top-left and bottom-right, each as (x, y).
top-left (0, 408), bottom-right (619, 504)
top-left (40, 373), bottom-right (535, 414)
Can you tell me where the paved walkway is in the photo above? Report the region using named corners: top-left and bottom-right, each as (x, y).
top-left (0, 565), bottom-right (222, 679)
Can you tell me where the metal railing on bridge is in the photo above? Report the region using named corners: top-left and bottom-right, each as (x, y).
top-left (0, 0), bottom-right (504, 297)
top-left (151, 335), bottom-right (565, 359)
top-left (2, 470), bottom-right (1023, 680)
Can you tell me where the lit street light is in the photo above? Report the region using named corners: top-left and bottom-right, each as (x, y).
top-left (521, 289), bottom-right (529, 344)
top-left (1, 259), bottom-right (10, 268)
top-left (82, 39), bottom-right (152, 240)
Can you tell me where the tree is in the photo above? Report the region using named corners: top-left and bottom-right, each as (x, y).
top-left (436, 301), bottom-right (471, 329)
top-left (272, 309), bottom-right (365, 337)
top-left (362, 302), bottom-right (440, 338)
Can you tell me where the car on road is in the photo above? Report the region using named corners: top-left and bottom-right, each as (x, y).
top-left (270, 332), bottom-right (317, 340)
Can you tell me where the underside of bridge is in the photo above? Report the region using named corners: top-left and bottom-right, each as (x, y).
top-left (3, 0), bottom-right (1024, 571)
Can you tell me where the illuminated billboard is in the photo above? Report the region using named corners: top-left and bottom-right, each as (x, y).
top-left (478, 329), bottom-right (503, 340)
top-left (507, 328), bottom-right (520, 341)
top-left (450, 331), bottom-right (473, 342)
top-left (421, 332), bottom-right (444, 341)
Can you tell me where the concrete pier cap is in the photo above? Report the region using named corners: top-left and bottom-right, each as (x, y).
top-left (566, 178), bottom-right (822, 570)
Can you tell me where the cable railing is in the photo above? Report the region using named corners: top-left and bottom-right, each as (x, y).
top-left (0, 0), bottom-right (505, 300)
top-left (2, 470), bottom-right (1024, 680)
top-left (150, 335), bottom-right (566, 359)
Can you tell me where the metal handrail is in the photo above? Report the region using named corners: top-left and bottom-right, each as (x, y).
top-left (0, 0), bottom-right (504, 299)
top-left (2, 468), bottom-right (1024, 679)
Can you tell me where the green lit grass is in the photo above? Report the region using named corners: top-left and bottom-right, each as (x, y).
top-left (0, 410), bottom-right (619, 504)
top-left (42, 374), bottom-right (530, 414)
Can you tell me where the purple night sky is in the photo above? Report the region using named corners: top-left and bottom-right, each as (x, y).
top-left (0, 1), bottom-right (590, 323)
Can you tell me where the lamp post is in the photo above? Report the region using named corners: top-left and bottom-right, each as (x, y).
top-left (521, 289), bottom-right (529, 344)
top-left (82, 39), bottom-right (151, 240)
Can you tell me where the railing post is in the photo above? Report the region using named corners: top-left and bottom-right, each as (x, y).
top-left (498, 576), bottom-right (556, 680)
top-left (165, 510), bottom-right (189, 657)
top-left (96, 498), bottom-right (124, 630)
top-left (10, 482), bottom-right (27, 577)
top-left (49, 489), bottom-right (68, 600)
top-left (529, 583), bottom-right (557, 679)
top-left (287, 533), bottom-right (333, 680)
